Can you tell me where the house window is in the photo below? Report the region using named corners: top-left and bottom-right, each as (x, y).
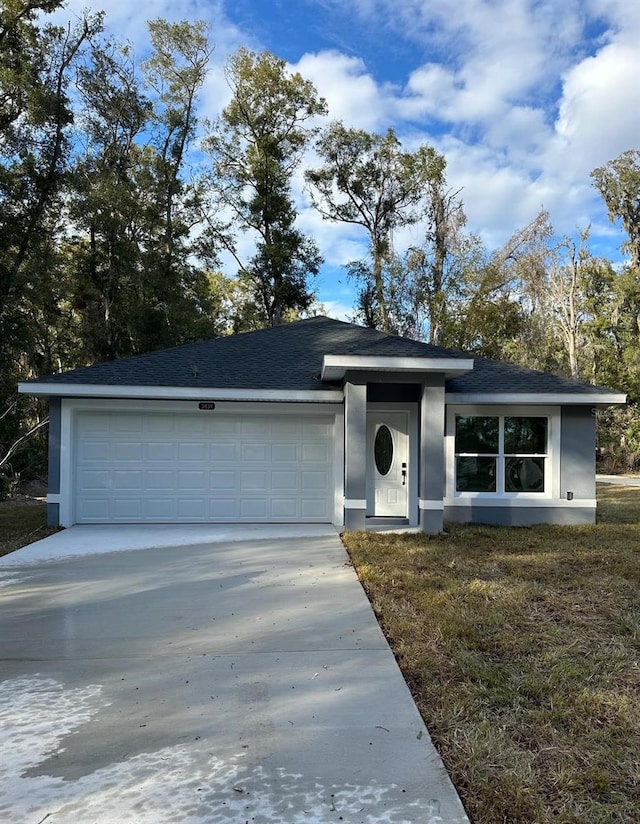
top-left (455, 415), bottom-right (548, 494)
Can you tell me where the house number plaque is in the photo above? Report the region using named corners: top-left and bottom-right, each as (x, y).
top-left (198, 402), bottom-right (216, 410)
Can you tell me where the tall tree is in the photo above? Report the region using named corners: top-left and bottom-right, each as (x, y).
top-left (306, 124), bottom-right (444, 332)
top-left (67, 21), bottom-right (216, 362)
top-left (547, 231), bottom-right (594, 380)
top-left (68, 38), bottom-right (152, 361)
top-left (202, 48), bottom-right (327, 327)
top-left (0, 1), bottom-right (99, 317)
top-left (402, 177), bottom-right (469, 344)
top-left (141, 19), bottom-right (212, 291)
top-left (0, 1), bottom-right (99, 493)
top-left (591, 150), bottom-right (640, 269)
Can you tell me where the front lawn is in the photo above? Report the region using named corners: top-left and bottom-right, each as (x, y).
top-left (343, 484), bottom-right (640, 824)
top-left (0, 501), bottom-right (57, 558)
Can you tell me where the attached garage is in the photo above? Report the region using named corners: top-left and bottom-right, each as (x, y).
top-left (73, 408), bottom-right (337, 524)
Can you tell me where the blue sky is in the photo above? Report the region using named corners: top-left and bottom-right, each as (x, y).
top-left (56, 0), bottom-right (640, 320)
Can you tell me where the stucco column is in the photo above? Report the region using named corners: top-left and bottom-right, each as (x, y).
top-left (343, 379), bottom-right (367, 530)
top-left (419, 377), bottom-right (445, 533)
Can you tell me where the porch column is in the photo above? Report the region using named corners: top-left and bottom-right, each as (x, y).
top-left (343, 379), bottom-right (367, 530)
top-left (419, 376), bottom-right (445, 533)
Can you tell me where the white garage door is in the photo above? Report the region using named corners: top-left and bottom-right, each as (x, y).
top-left (74, 411), bottom-right (334, 523)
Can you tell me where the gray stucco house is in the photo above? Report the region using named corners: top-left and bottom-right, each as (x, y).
top-left (19, 316), bottom-right (625, 532)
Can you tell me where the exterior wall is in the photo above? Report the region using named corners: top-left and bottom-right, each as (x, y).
top-left (47, 398), bottom-right (62, 527)
top-left (560, 406), bottom-right (596, 501)
top-left (444, 504), bottom-right (595, 526)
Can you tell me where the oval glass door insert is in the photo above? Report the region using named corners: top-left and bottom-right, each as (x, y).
top-left (374, 425), bottom-right (394, 475)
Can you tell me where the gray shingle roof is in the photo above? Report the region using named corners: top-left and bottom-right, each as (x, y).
top-left (446, 355), bottom-right (616, 395)
top-left (26, 315), bottom-right (618, 396)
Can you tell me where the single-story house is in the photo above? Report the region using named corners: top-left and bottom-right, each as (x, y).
top-left (19, 316), bottom-right (626, 532)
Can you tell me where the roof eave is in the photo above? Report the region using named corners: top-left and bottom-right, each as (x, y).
top-left (17, 382), bottom-right (344, 403)
top-left (446, 391), bottom-right (627, 406)
top-left (321, 354), bottom-right (474, 381)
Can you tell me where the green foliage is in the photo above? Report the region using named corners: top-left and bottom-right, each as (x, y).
top-left (203, 48), bottom-right (327, 326)
top-left (591, 150), bottom-right (640, 268)
top-left (307, 123), bottom-right (444, 332)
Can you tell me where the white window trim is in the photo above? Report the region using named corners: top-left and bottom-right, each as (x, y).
top-left (445, 405), bottom-right (561, 503)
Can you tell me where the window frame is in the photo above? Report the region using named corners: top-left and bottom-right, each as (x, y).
top-left (446, 405), bottom-right (560, 500)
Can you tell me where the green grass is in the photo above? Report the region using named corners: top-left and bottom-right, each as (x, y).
top-left (343, 484), bottom-right (640, 824)
top-left (0, 502), bottom-right (58, 558)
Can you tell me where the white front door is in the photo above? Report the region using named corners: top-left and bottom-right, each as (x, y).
top-left (367, 412), bottom-right (409, 517)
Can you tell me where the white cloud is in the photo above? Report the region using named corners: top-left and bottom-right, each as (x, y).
top-left (292, 51), bottom-right (391, 131)
top-left (554, 40), bottom-right (640, 169)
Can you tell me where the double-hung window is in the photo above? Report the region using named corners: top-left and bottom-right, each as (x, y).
top-left (455, 414), bottom-right (548, 494)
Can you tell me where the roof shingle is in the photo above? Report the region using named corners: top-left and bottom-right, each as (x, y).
top-left (25, 315), bottom-right (619, 397)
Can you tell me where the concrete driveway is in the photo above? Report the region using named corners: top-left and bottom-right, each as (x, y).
top-left (0, 525), bottom-right (469, 824)
top-left (597, 473), bottom-right (640, 486)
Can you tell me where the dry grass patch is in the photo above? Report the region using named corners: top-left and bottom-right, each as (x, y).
top-left (0, 501), bottom-right (58, 558)
top-left (343, 485), bottom-right (640, 824)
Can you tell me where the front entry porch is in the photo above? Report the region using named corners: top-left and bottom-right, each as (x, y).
top-left (343, 375), bottom-right (446, 534)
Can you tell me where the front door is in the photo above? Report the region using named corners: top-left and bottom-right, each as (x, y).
top-left (367, 412), bottom-right (409, 517)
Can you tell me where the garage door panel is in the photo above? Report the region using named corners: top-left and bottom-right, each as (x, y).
top-left (115, 442), bottom-right (143, 460)
top-left (210, 498), bottom-right (240, 518)
top-left (78, 499), bottom-right (109, 520)
top-left (302, 443), bottom-right (329, 462)
top-left (177, 416), bottom-right (206, 435)
top-left (81, 441), bottom-right (111, 461)
top-left (177, 499), bottom-right (208, 519)
top-left (177, 470), bottom-right (207, 490)
top-left (79, 469), bottom-right (109, 490)
top-left (147, 416), bottom-right (175, 433)
top-left (302, 498), bottom-right (330, 518)
top-left (146, 442), bottom-right (175, 460)
top-left (113, 416), bottom-right (142, 434)
top-left (303, 421), bottom-right (331, 436)
top-left (113, 470), bottom-right (143, 490)
top-left (241, 470), bottom-right (268, 490)
top-left (75, 411), bottom-right (334, 524)
top-left (241, 442), bottom-right (267, 461)
top-left (210, 443), bottom-right (237, 461)
top-left (271, 498), bottom-right (297, 518)
top-left (240, 498), bottom-right (269, 518)
top-left (210, 470), bottom-right (235, 489)
top-left (272, 443), bottom-right (298, 461)
top-left (241, 420), bottom-right (270, 436)
top-left (112, 498), bottom-right (143, 519)
top-left (270, 421), bottom-right (291, 435)
top-left (145, 470), bottom-right (174, 490)
top-left (271, 471), bottom-right (298, 490)
top-left (208, 419), bottom-right (239, 435)
top-left (302, 471), bottom-right (329, 490)
top-left (178, 442), bottom-right (207, 461)
top-left (145, 499), bottom-right (176, 519)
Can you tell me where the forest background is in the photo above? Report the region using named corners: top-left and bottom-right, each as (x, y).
top-left (1, 1), bottom-right (639, 496)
